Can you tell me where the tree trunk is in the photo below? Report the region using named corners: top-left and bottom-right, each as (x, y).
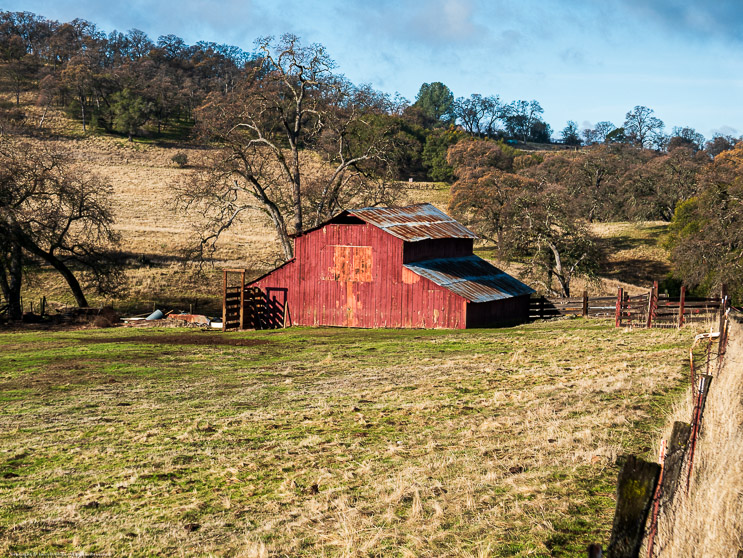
top-left (496, 227), bottom-right (504, 259)
top-left (17, 239), bottom-right (89, 308)
top-left (0, 244), bottom-right (24, 320)
top-left (80, 95), bottom-right (87, 132)
top-left (267, 207), bottom-right (294, 260)
top-left (47, 255), bottom-right (89, 307)
top-left (292, 174), bottom-right (302, 236)
top-left (548, 241), bottom-right (570, 297)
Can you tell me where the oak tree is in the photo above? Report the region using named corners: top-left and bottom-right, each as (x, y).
top-left (623, 105), bottom-right (664, 149)
top-left (179, 35), bottom-right (403, 261)
top-left (666, 143), bottom-right (743, 301)
top-left (0, 138), bottom-right (124, 319)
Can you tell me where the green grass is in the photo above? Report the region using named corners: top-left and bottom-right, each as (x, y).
top-left (0, 320), bottom-right (698, 556)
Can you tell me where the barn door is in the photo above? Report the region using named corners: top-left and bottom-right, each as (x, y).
top-left (265, 287), bottom-right (289, 329)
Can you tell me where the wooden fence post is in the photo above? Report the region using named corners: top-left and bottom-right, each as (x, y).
top-left (607, 455), bottom-right (661, 558)
top-left (678, 286), bottom-right (686, 329)
top-left (239, 270), bottom-right (245, 330)
top-left (582, 290), bottom-right (589, 317)
top-left (646, 285), bottom-right (656, 329)
top-left (615, 288), bottom-right (624, 327)
top-left (660, 421), bottom-right (691, 507)
top-left (718, 283), bottom-right (728, 335)
top-left (222, 270), bottom-right (227, 332)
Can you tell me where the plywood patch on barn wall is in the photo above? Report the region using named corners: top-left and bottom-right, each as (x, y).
top-left (323, 245), bottom-right (373, 282)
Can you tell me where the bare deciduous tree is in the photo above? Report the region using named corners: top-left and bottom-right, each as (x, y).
top-left (178, 34), bottom-right (404, 261)
top-left (0, 138), bottom-right (124, 319)
top-left (624, 105), bottom-right (665, 149)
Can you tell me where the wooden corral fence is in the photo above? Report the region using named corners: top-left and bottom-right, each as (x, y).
top-left (615, 283), bottom-right (725, 329)
top-left (222, 269), bottom-right (288, 331)
top-left (531, 284), bottom-right (728, 330)
top-left (530, 291), bottom-right (616, 320)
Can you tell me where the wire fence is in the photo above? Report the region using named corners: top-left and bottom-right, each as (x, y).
top-left (589, 298), bottom-right (733, 557)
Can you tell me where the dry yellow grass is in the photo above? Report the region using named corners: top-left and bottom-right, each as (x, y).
top-left (649, 317), bottom-right (743, 557)
top-left (590, 221), bottom-right (671, 294)
top-left (12, 133), bottom-right (459, 313)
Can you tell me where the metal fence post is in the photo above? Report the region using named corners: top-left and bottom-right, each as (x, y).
top-left (718, 283), bottom-right (728, 336)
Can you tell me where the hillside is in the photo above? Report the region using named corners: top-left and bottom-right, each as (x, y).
top-left (8, 125), bottom-right (672, 316)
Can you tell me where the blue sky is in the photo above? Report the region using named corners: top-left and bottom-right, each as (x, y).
top-left (5, 0), bottom-right (742, 139)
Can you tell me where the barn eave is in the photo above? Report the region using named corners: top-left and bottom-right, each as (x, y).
top-left (403, 255), bottom-right (535, 303)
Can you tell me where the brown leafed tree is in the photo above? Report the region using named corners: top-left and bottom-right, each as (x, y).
top-left (447, 137), bottom-right (522, 256)
top-left (448, 138), bottom-right (603, 297)
top-left (666, 143), bottom-right (743, 301)
top-left (178, 34), bottom-right (403, 261)
top-left (622, 146), bottom-right (704, 221)
top-left (0, 138), bottom-right (124, 319)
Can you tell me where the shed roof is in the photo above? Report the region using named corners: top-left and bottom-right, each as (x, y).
top-left (348, 203), bottom-right (477, 242)
top-left (404, 255), bottom-right (535, 303)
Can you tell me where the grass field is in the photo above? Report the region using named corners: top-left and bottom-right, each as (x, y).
top-left (0, 319), bottom-right (698, 556)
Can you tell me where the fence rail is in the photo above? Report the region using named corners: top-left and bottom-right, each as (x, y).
top-left (529, 291), bottom-right (617, 320)
top-left (531, 283), bottom-right (726, 330)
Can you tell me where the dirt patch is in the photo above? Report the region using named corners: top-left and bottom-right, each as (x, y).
top-left (0, 364), bottom-right (122, 392)
top-left (81, 334), bottom-right (271, 347)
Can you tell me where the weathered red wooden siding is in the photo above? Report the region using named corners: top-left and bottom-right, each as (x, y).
top-left (251, 223), bottom-right (468, 329)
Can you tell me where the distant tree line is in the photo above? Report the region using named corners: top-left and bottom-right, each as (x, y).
top-left (0, 10), bottom-right (252, 139)
top-left (1, 10), bottom-right (739, 174)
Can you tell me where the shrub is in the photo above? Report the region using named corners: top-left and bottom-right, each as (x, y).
top-left (171, 152), bottom-right (188, 168)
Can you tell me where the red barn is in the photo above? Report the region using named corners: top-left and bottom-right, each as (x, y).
top-left (248, 204), bottom-right (534, 329)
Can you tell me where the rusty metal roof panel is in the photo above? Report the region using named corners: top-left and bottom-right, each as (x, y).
top-left (349, 203), bottom-right (477, 241)
top-left (404, 255), bottom-right (535, 303)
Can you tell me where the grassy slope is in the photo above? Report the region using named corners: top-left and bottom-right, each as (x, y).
top-left (0, 321), bottom-right (697, 556)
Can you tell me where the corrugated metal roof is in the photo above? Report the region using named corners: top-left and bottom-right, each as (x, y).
top-left (404, 255), bottom-right (535, 303)
top-left (349, 203), bottom-right (477, 242)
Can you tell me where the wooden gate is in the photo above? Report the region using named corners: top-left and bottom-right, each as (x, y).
top-left (222, 269), bottom-right (288, 331)
top-left (222, 269), bottom-right (246, 331)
